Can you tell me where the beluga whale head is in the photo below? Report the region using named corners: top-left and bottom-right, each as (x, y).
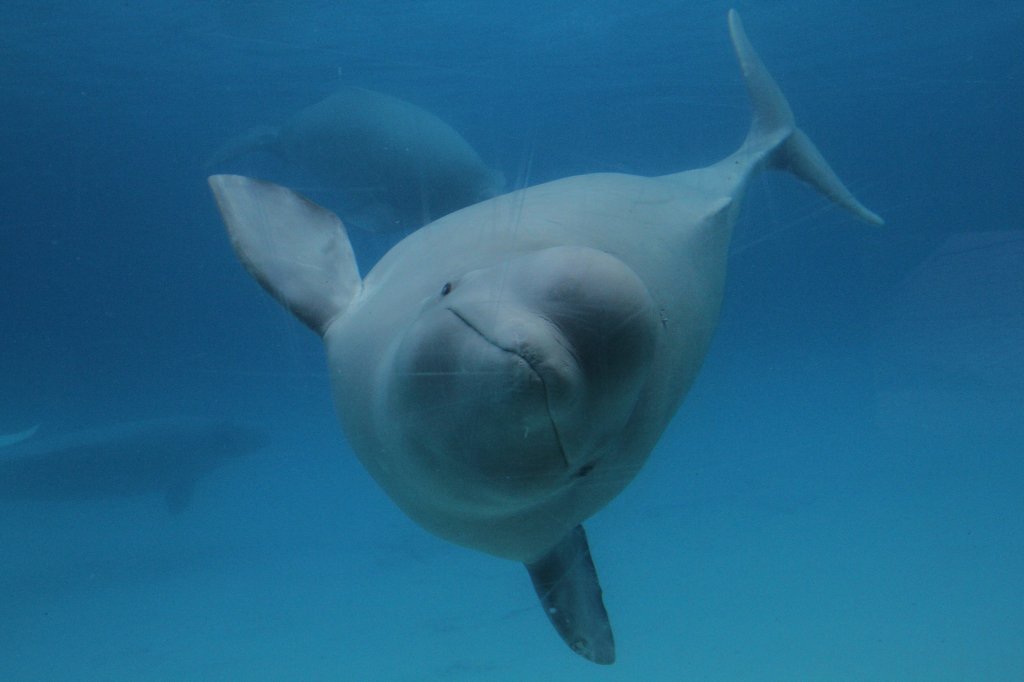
top-left (384, 245), bottom-right (659, 507)
top-left (207, 10), bottom-right (883, 665)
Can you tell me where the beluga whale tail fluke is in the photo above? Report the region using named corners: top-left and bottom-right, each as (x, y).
top-left (207, 9), bottom-right (882, 666)
top-left (723, 9), bottom-right (883, 225)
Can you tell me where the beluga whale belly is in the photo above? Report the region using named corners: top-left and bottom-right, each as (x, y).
top-left (207, 11), bottom-right (882, 665)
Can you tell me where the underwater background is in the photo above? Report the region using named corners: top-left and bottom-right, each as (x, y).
top-left (1, 1), bottom-right (1021, 679)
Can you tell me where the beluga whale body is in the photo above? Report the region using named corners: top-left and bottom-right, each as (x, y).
top-left (207, 87), bottom-right (504, 232)
top-left (208, 11), bottom-right (881, 664)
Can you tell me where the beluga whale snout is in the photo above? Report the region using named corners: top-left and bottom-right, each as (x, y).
top-left (387, 244), bottom-right (659, 503)
top-left (207, 9), bottom-right (882, 665)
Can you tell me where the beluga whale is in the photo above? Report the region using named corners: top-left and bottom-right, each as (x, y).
top-left (207, 87), bottom-right (504, 232)
top-left (208, 10), bottom-right (882, 665)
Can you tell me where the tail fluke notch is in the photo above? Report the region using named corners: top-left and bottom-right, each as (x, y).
top-left (728, 9), bottom-right (884, 225)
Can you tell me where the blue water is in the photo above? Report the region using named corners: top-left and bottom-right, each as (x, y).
top-left (1, 1), bottom-right (1022, 679)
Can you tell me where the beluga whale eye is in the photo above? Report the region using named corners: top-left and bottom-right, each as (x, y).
top-left (440, 282), bottom-right (452, 296)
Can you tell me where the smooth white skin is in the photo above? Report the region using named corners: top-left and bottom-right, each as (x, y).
top-left (383, 245), bottom-right (659, 506)
top-left (325, 168), bottom-right (742, 561)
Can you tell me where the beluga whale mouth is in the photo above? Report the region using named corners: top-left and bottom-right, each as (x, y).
top-left (377, 244), bottom-right (659, 511)
top-left (446, 301), bottom-right (575, 468)
top-left (441, 246), bottom-right (660, 474)
top-left (381, 282), bottom-right (574, 508)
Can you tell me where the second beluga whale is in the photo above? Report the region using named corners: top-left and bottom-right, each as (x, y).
top-left (207, 87), bottom-right (504, 232)
top-left (207, 10), bottom-right (882, 665)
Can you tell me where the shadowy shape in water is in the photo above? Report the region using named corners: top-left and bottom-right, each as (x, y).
top-left (0, 423), bottom-right (38, 447)
top-left (0, 418), bottom-right (268, 513)
top-left (208, 87), bottom-right (504, 232)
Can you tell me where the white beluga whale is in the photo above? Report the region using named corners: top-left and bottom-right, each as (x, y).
top-left (208, 11), bottom-right (881, 664)
top-left (207, 87), bottom-right (504, 232)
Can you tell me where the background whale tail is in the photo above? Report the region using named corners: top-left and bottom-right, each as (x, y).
top-left (0, 424), bottom-right (39, 448)
top-left (728, 9), bottom-right (883, 225)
